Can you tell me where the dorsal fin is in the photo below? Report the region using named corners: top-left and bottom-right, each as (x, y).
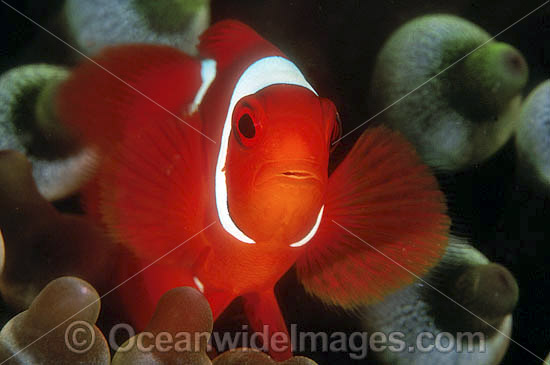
top-left (56, 44), bottom-right (203, 150)
top-left (198, 20), bottom-right (283, 69)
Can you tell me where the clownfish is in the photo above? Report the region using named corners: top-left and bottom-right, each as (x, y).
top-left (57, 20), bottom-right (449, 360)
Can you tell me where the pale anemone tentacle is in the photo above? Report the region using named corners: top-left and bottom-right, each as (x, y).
top-left (214, 56), bottom-right (322, 245)
top-left (370, 14), bottom-right (528, 171)
top-left (64, 0), bottom-right (211, 57)
top-left (515, 80), bottom-right (550, 193)
top-left (360, 237), bottom-right (518, 365)
top-left (0, 64), bottom-right (97, 201)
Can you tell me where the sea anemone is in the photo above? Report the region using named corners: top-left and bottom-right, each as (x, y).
top-left (370, 14), bottom-right (528, 171)
top-left (361, 237), bottom-right (518, 364)
top-left (515, 80), bottom-right (550, 193)
top-left (0, 65), bottom-right (95, 201)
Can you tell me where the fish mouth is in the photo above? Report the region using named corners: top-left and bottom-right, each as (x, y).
top-left (254, 160), bottom-right (324, 187)
top-left (280, 171), bottom-right (315, 179)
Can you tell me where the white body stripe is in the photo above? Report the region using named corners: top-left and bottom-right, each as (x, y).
top-left (215, 56), bottom-right (321, 245)
top-left (190, 59), bottom-right (217, 114)
top-left (193, 276), bottom-right (205, 293)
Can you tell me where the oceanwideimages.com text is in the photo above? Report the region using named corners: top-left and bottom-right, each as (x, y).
top-left (65, 321), bottom-right (486, 360)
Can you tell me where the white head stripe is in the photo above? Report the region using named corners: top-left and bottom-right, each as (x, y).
top-left (290, 205), bottom-right (324, 247)
top-left (190, 59), bottom-right (217, 114)
top-left (215, 56), bottom-right (318, 244)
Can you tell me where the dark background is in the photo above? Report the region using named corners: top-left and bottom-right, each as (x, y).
top-left (1, 0), bottom-right (549, 364)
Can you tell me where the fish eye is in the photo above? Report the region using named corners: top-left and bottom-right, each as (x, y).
top-left (232, 98), bottom-right (263, 147)
top-left (238, 113), bottom-right (256, 139)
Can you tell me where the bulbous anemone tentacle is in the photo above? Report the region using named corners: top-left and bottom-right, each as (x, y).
top-left (515, 80), bottom-right (550, 193)
top-left (0, 277), bottom-right (110, 364)
top-left (111, 287), bottom-right (319, 365)
top-left (360, 237), bottom-right (518, 365)
top-left (0, 64), bottom-right (96, 201)
top-left (370, 14), bottom-right (528, 171)
top-left (64, 0), bottom-right (211, 57)
top-left (111, 287), bottom-right (213, 365)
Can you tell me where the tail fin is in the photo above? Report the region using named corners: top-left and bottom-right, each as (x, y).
top-left (296, 127), bottom-right (450, 309)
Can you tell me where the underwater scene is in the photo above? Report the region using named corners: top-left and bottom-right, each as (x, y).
top-left (0, 0), bottom-right (549, 364)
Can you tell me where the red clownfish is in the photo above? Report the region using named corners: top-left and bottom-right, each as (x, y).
top-left (57, 20), bottom-right (449, 360)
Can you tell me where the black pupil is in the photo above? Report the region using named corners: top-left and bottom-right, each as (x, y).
top-left (238, 113), bottom-right (256, 139)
